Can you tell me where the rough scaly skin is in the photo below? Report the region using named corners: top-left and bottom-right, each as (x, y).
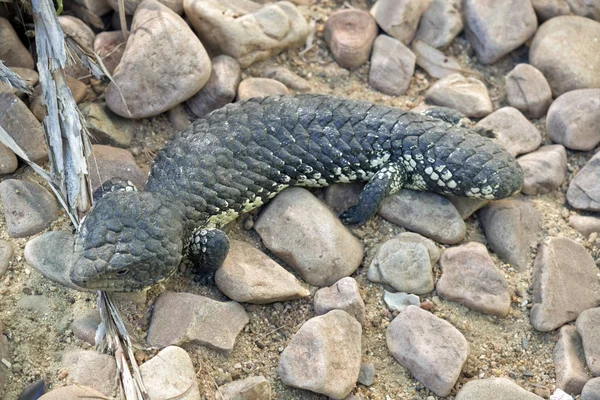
top-left (71, 94), bottom-right (524, 291)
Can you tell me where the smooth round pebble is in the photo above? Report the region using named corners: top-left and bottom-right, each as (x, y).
top-left (547, 89), bottom-right (600, 151)
top-left (237, 78), bottom-right (289, 102)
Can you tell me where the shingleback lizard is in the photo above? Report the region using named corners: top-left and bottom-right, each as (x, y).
top-left (70, 94), bottom-right (524, 292)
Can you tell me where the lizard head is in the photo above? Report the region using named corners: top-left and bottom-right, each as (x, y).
top-left (70, 190), bottom-right (185, 292)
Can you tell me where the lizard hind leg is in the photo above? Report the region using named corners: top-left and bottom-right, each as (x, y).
top-left (187, 227), bottom-right (230, 283)
top-left (339, 163), bottom-right (407, 225)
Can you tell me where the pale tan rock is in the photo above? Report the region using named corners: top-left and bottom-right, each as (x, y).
top-left (314, 277), bottom-right (366, 325)
top-left (547, 89), bottom-right (600, 151)
top-left (262, 66), bottom-right (310, 91)
top-left (324, 9), bottom-right (378, 69)
top-left (0, 93), bottom-right (47, 163)
top-left (554, 325), bottom-right (591, 395)
top-left (237, 78), bottom-right (289, 101)
top-left (456, 378), bottom-right (544, 400)
top-left (61, 350), bottom-right (117, 396)
top-left (517, 145), bottom-right (567, 195)
top-left (414, 0), bottom-right (463, 48)
top-left (0, 17), bottom-right (34, 69)
top-left (476, 107), bottom-right (542, 157)
top-left (140, 346), bottom-right (201, 400)
top-left (369, 35), bottom-right (416, 96)
top-left (217, 376), bottom-right (271, 400)
top-left (505, 63), bottom-right (553, 119)
top-left (94, 31), bottom-right (126, 75)
top-left (425, 73), bottom-right (492, 118)
top-left (370, 0), bottom-right (432, 44)
top-left (58, 15), bottom-right (95, 51)
top-left (576, 307), bottom-right (600, 376)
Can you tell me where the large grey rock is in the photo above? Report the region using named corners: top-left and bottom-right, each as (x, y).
top-left (517, 145), bottom-right (567, 196)
top-left (24, 231), bottom-right (79, 290)
top-left (0, 17), bottom-right (34, 69)
top-left (567, 151), bottom-right (600, 212)
top-left (554, 325), bottom-right (591, 395)
top-left (324, 9), bottom-right (378, 69)
top-left (530, 16), bottom-right (600, 96)
top-left (386, 305), bottom-right (468, 397)
top-left (425, 73), bottom-right (492, 118)
top-left (279, 310), bottom-right (362, 399)
top-left (254, 188), bottom-right (363, 287)
top-left (370, 0), bottom-right (431, 44)
top-left (105, 0), bottom-right (211, 118)
top-left (88, 145), bottom-right (147, 192)
top-left (414, 0), bottom-right (463, 49)
top-left (140, 346), bottom-right (200, 400)
top-left (547, 89), bottom-right (600, 151)
top-left (463, 0), bottom-right (538, 64)
top-left (582, 377), bottom-right (600, 400)
top-left (184, 0), bottom-right (309, 68)
top-left (61, 350), bottom-right (117, 397)
top-left (505, 64), bottom-right (553, 119)
top-left (80, 102), bottom-right (136, 148)
top-left (576, 307), bottom-right (600, 376)
top-left (456, 377), bottom-right (544, 400)
top-left (0, 93), bottom-right (47, 163)
top-left (531, 237), bottom-right (600, 332)
top-left (314, 277), bottom-right (366, 325)
top-left (369, 35), bottom-right (416, 96)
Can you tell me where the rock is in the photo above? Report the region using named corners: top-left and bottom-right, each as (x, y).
top-left (368, 238), bottom-right (434, 294)
top-left (64, 0), bottom-right (112, 30)
top-left (358, 363), bottom-right (375, 387)
top-left (369, 35), bottom-right (416, 96)
top-left (58, 16), bottom-right (95, 50)
top-left (0, 17), bottom-right (34, 69)
top-left (0, 240), bottom-right (12, 277)
top-left (411, 39), bottom-right (463, 79)
top-left (425, 73), bottom-right (492, 118)
top-left (463, 0), bottom-right (537, 64)
top-left (254, 188), bottom-right (363, 287)
top-left (386, 305), bottom-right (468, 397)
top-left (167, 104), bottom-right (193, 131)
top-left (89, 145), bottom-right (147, 192)
top-left (447, 196), bottom-right (489, 219)
top-left (370, 0), bottom-right (432, 44)
top-left (0, 144), bottom-right (16, 175)
top-left (61, 350), bottom-right (117, 396)
top-left (30, 75), bottom-right (88, 121)
top-left (530, 16), bottom-right (600, 96)
top-left (324, 9), bottom-right (378, 69)
top-left (551, 388), bottom-right (575, 400)
top-left (547, 89), bottom-right (600, 151)
top-left (531, 237), bottom-right (600, 332)
top-left (80, 103), bottom-right (136, 148)
top-left (566, 0), bottom-right (600, 20)
top-left (517, 145), bottom-right (567, 196)
top-left (567, 151), bottom-right (600, 212)
top-left (379, 189), bottom-right (466, 244)
top-left (107, 0), bottom-right (184, 14)
top-left (479, 196), bottom-right (540, 271)
top-left (70, 310), bottom-right (101, 345)
top-left (0, 180), bottom-right (60, 238)
top-left (414, 0), bottom-right (463, 49)
top-left (395, 232), bottom-right (441, 263)
top-left (505, 64), bottom-right (553, 119)
top-left (262, 66), bottom-right (310, 92)
top-left (569, 215), bottom-right (600, 238)
top-left (8, 67), bottom-right (38, 88)
top-left (184, 0), bottom-right (309, 68)
top-left (105, 0), bottom-right (211, 118)
top-left (0, 93), bottom-right (47, 163)
top-left (475, 107), bottom-right (542, 157)
top-left (455, 377), bottom-right (544, 400)
top-left (147, 292), bottom-right (249, 354)
top-left (279, 310), bottom-right (362, 399)
top-left (24, 231), bottom-right (80, 290)
top-left (314, 277), bottom-right (366, 325)
top-left (93, 31), bottom-right (126, 75)
top-left (217, 376), bottom-right (271, 400)
top-left (323, 182), bottom-right (363, 214)
top-left (582, 377), bottom-right (600, 400)
top-left (140, 346), bottom-right (200, 400)
top-left (437, 242), bottom-right (511, 317)
top-left (531, 0), bottom-right (572, 21)
top-left (554, 325), bottom-right (591, 395)
top-left (237, 78), bottom-right (289, 101)
top-left (383, 291), bottom-right (420, 312)
top-left (39, 386), bottom-right (108, 400)
top-left (215, 239), bottom-right (309, 304)
top-left (186, 55), bottom-right (241, 118)
top-left (576, 307), bottom-right (600, 376)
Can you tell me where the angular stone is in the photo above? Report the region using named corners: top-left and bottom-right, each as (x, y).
top-left (0, 17), bottom-right (34, 69)
top-left (383, 291), bottom-right (420, 312)
top-left (0, 143), bottom-right (16, 175)
top-left (456, 377), bottom-right (544, 400)
top-left (323, 182), bottom-right (363, 214)
top-left (140, 346), bottom-right (200, 400)
top-left (237, 78), bottom-right (289, 101)
top-left (379, 189), bottom-right (466, 244)
top-left (386, 305), bottom-right (468, 397)
top-left (463, 0), bottom-right (538, 64)
top-left (475, 107), bottom-right (542, 157)
top-left (279, 310), bottom-right (362, 399)
top-left (582, 377), bottom-right (600, 400)
top-left (254, 188), bottom-right (363, 287)
top-left (0, 240), bottom-right (12, 278)
top-left (569, 215), bottom-right (600, 238)
top-left (531, 237), bottom-right (600, 332)
top-left (414, 0), bottom-right (463, 49)
top-left (368, 239), bottom-right (434, 294)
top-left (24, 231), bottom-right (80, 290)
top-left (107, 0), bottom-right (184, 14)
top-left (215, 239), bottom-right (309, 304)
top-left (314, 277), bottom-right (365, 325)
top-left (186, 55), bottom-right (241, 118)
top-left (70, 310), bottom-right (101, 345)
top-left (576, 307), bottom-right (600, 376)
top-left (106, 0), bottom-right (211, 118)
top-left (567, 151), bottom-right (600, 212)
top-left (369, 35), bottom-right (416, 96)
top-left (517, 145), bottom-right (567, 196)
top-left (425, 73), bottom-right (492, 118)
top-left (447, 196), bottom-right (489, 220)
top-left (39, 386), bottom-right (108, 400)
top-left (0, 179), bottom-right (60, 238)
top-left (61, 350), bottom-right (117, 396)
top-left (479, 196), bottom-right (541, 271)
top-left (93, 31), bottom-right (126, 75)
top-left (358, 363), bottom-right (375, 387)
top-left (554, 325), bottom-right (591, 395)
top-left (505, 63), bottom-right (553, 119)
top-left (58, 16), bottom-right (95, 50)
top-left (547, 89), bottom-right (600, 151)
top-left (217, 376), bottom-right (271, 400)
top-left (324, 9), bottom-right (378, 69)
top-left (89, 145), bottom-right (147, 192)
top-left (370, 0), bottom-right (432, 44)
top-left (80, 102), bottom-right (136, 148)
top-left (438, 242), bottom-right (511, 317)
top-left (395, 232), bottom-right (441, 263)
top-left (147, 292), bottom-right (249, 354)
top-left (0, 93), bottom-right (47, 163)
top-left (184, 0), bottom-right (309, 68)
top-left (530, 16), bottom-right (600, 97)
top-left (262, 66), bottom-right (310, 92)
top-left (411, 39), bottom-right (463, 79)
top-left (531, 0), bottom-right (572, 22)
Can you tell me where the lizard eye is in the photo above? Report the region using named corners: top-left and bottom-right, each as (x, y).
top-left (116, 269), bottom-right (129, 276)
